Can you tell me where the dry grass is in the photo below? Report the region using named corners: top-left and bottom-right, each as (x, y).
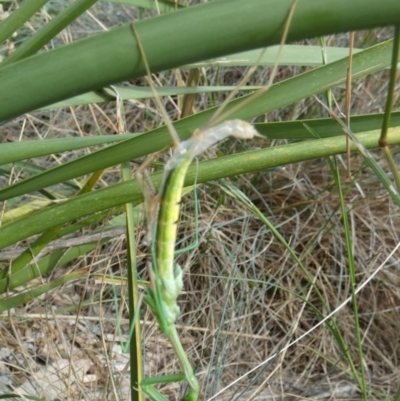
top-left (0, 1), bottom-right (400, 400)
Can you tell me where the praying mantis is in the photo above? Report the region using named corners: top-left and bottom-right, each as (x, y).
top-left (128, 22), bottom-right (263, 401)
top-left (140, 120), bottom-right (261, 401)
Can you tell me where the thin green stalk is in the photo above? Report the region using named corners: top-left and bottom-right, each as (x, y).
top-left (167, 326), bottom-right (199, 401)
top-left (0, 0), bottom-right (49, 44)
top-left (380, 26), bottom-right (400, 190)
top-left (4, 112), bottom-right (400, 167)
top-left (380, 25), bottom-right (400, 143)
top-left (330, 158), bottom-right (367, 399)
top-left (123, 177), bottom-right (142, 401)
top-left (117, 93), bottom-right (143, 401)
top-left (108, 85), bottom-right (142, 401)
top-left (0, 133), bottom-right (138, 165)
top-left (1, 0), bottom-right (100, 66)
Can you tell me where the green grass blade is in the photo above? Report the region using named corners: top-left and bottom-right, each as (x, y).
top-left (0, 393), bottom-right (45, 401)
top-left (315, 104), bottom-right (400, 207)
top-left (256, 112), bottom-right (400, 139)
top-left (0, 268), bottom-right (88, 312)
top-left (119, 111), bottom-right (143, 401)
top-left (0, 0), bottom-right (49, 44)
top-left (329, 158), bottom-right (367, 398)
top-left (1, 0), bottom-right (100, 66)
top-left (106, 0), bottom-right (183, 11)
top-left (0, 134), bottom-right (139, 165)
top-left (42, 85), bottom-right (262, 110)
top-left (189, 45), bottom-right (363, 68)
top-left (40, 44), bottom-right (374, 110)
top-left (0, 241), bottom-right (106, 294)
top-left (123, 202), bottom-right (142, 401)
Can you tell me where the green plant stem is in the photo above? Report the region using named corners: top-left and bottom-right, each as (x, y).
top-left (2, 112), bottom-right (400, 167)
top-left (0, 0), bottom-right (49, 44)
top-left (380, 26), bottom-right (400, 190)
top-left (383, 146), bottom-right (400, 189)
top-left (113, 85), bottom-right (142, 401)
top-left (330, 160), bottom-right (367, 399)
top-left (1, 0), bottom-right (100, 66)
top-left (1, 0), bottom-right (400, 122)
top-left (123, 167), bottom-right (143, 401)
top-left (380, 25), bottom-right (400, 144)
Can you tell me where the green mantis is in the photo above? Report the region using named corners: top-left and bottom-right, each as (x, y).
top-left (128, 17), bottom-right (269, 401)
top-left (141, 120), bottom-right (261, 401)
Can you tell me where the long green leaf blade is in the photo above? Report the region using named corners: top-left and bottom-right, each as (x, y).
top-left (1, 0), bottom-right (100, 65)
top-left (0, 0), bottom-right (49, 44)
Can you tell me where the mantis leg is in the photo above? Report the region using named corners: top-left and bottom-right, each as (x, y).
top-left (141, 325), bottom-right (199, 401)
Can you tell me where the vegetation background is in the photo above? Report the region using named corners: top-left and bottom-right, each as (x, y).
top-left (0, 0), bottom-right (399, 400)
